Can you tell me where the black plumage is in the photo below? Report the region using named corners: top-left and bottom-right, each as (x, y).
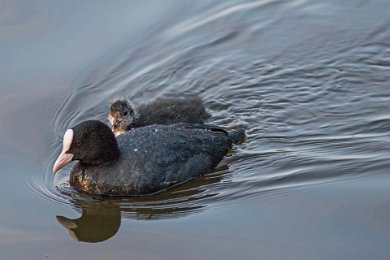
top-left (134, 97), bottom-right (211, 126)
top-left (108, 96), bottom-right (211, 136)
top-left (54, 120), bottom-right (236, 196)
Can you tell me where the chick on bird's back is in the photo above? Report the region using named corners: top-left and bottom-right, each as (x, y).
top-left (108, 96), bottom-right (211, 136)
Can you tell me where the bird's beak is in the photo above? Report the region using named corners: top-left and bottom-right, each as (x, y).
top-left (53, 152), bottom-right (74, 173)
top-left (113, 112), bottom-right (123, 127)
top-left (53, 129), bottom-right (74, 173)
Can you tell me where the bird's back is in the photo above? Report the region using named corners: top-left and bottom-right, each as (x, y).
top-left (134, 97), bottom-right (211, 127)
top-left (70, 124), bottom-right (231, 195)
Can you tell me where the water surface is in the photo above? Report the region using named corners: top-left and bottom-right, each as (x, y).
top-left (1, 0), bottom-right (390, 259)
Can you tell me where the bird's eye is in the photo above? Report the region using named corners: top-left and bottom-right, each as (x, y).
top-left (75, 139), bottom-right (81, 147)
top-left (124, 111), bottom-right (128, 116)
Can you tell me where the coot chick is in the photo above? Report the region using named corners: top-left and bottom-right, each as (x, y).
top-left (53, 120), bottom-right (236, 196)
top-left (108, 96), bottom-right (211, 136)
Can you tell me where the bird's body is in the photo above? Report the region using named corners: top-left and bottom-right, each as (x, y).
top-left (54, 121), bottom-right (236, 196)
top-left (134, 97), bottom-right (211, 127)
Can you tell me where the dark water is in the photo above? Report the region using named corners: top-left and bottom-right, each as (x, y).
top-left (2, 0), bottom-right (390, 259)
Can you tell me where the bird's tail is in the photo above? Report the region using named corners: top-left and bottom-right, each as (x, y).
top-left (227, 128), bottom-right (246, 144)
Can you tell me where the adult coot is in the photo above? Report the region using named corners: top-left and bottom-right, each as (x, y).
top-left (108, 96), bottom-right (211, 136)
top-left (53, 120), bottom-right (238, 196)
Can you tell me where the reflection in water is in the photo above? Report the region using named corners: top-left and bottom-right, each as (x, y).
top-left (57, 202), bottom-right (121, 243)
top-left (56, 171), bottom-right (225, 242)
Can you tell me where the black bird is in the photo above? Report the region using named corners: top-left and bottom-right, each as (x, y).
top-left (108, 96), bottom-right (211, 136)
top-left (53, 120), bottom-right (241, 196)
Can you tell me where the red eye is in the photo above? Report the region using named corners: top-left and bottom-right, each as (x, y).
top-left (76, 139), bottom-right (81, 146)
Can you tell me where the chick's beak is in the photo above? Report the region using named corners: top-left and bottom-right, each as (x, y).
top-left (113, 112), bottom-right (124, 127)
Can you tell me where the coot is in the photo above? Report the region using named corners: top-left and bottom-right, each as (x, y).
top-left (108, 96), bottom-right (211, 136)
top-left (53, 120), bottom-right (238, 196)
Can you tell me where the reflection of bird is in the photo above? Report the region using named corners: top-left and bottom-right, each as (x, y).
top-left (56, 205), bottom-right (121, 243)
top-left (108, 96), bottom-right (211, 136)
top-left (55, 170), bottom-right (224, 242)
top-left (53, 120), bottom-right (244, 196)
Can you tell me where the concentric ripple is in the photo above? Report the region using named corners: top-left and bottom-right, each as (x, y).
top-left (24, 0), bottom-right (390, 222)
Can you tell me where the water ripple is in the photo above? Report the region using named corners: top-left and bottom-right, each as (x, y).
top-left (27, 0), bottom-right (390, 222)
